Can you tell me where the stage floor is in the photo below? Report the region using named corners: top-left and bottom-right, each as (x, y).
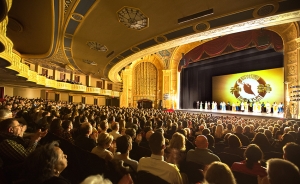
top-left (176, 109), bottom-right (285, 119)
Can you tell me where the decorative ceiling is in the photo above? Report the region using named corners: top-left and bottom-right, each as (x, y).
top-left (5, 0), bottom-right (300, 83)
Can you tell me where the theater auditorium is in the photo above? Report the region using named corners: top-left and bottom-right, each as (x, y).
top-left (0, 0), bottom-right (300, 184)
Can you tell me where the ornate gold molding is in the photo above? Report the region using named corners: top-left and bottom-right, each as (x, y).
top-left (109, 10), bottom-right (300, 83)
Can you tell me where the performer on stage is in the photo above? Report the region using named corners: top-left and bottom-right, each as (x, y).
top-left (278, 102), bottom-right (283, 113)
top-left (232, 102), bottom-right (236, 112)
top-left (261, 102), bottom-right (265, 113)
top-left (273, 102), bottom-right (278, 113)
top-left (200, 101), bottom-right (203, 110)
top-left (244, 101), bottom-right (249, 112)
top-left (249, 101), bottom-right (253, 112)
top-left (205, 101), bottom-right (208, 110)
top-left (214, 101), bottom-right (218, 110)
top-left (266, 102), bottom-right (271, 114)
top-left (212, 101), bottom-right (215, 110)
top-left (241, 101), bottom-right (245, 112)
top-left (196, 101), bottom-right (199, 109)
top-left (208, 102), bottom-right (211, 110)
top-left (253, 102), bottom-right (257, 113)
top-left (236, 101), bottom-right (240, 111)
top-left (257, 102), bottom-right (262, 113)
top-left (221, 102), bottom-right (226, 111)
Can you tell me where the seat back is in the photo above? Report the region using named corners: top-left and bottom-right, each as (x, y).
top-left (137, 170), bottom-right (169, 184)
top-left (217, 152), bottom-right (244, 167)
top-left (263, 151), bottom-right (283, 161)
top-left (180, 161), bottom-right (204, 183)
top-left (232, 171), bottom-right (258, 184)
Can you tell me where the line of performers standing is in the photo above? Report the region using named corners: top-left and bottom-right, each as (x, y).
top-left (196, 101), bottom-right (284, 113)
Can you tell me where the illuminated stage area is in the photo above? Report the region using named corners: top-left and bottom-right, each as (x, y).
top-left (176, 109), bottom-right (285, 119)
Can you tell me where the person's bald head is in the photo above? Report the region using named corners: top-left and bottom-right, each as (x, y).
top-left (195, 135), bottom-right (208, 149)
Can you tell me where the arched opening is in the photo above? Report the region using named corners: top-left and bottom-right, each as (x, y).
top-left (137, 99), bottom-right (153, 109)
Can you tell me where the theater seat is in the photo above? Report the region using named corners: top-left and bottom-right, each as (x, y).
top-left (180, 161), bottom-right (204, 183)
top-left (263, 151), bottom-right (283, 161)
top-left (232, 171), bottom-right (258, 184)
top-left (137, 170), bottom-right (169, 184)
top-left (217, 152), bottom-right (244, 167)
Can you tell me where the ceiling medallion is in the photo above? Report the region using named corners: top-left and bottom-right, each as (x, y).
top-left (194, 22), bottom-right (210, 32)
top-left (155, 36), bottom-right (167, 43)
top-left (131, 47), bottom-right (140, 52)
top-left (117, 6), bottom-right (149, 30)
top-left (83, 59), bottom-right (97, 65)
top-left (86, 41), bottom-right (108, 52)
top-left (71, 13), bottom-right (83, 21)
top-left (253, 2), bottom-right (278, 18)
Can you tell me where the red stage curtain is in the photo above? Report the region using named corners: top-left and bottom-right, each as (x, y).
top-left (180, 30), bottom-right (283, 71)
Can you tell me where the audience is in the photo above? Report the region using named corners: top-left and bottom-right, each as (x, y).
top-left (1, 95), bottom-right (300, 184)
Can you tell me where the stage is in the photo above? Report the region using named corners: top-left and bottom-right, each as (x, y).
top-left (175, 109), bottom-right (286, 120)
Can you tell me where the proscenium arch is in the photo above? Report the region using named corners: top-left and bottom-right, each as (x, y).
top-left (170, 23), bottom-right (299, 115)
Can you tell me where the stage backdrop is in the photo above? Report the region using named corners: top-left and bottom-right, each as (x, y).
top-left (212, 68), bottom-right (284, 104)
top-left (179, 47), bottom-right (283, 109)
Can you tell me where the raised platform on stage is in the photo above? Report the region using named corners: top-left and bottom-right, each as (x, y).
top-left (176, 109), bottom-right (285, 119)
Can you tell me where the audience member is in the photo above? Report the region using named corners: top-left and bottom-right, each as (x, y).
top-left (204, 161), bottom-right (236, 184)
top-left (231, 144), bottom-right (267, 177)
top-left (138, 132), bottom-right (183, 184)
top-left (74, 122), bottom-right (96, 152)
top-left (22, 141), bottom-right (70, 184)
top-left (91, 133), bottom-right (114, 161)
top-left (186, 135), bottom-right (220, 165)
top-left (266, 158), bottom-right (300, 184)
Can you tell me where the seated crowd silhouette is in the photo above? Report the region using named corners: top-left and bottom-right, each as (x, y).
top-left (0, 95), bottom-right (300, 184)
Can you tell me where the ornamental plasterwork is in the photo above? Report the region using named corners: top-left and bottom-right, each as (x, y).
top-left (25, 47), bottom-right (81, 73)
top-left (109, 10), bottom-right (300, 83)
top-left (157, 47), bottom-right (177, 69)
top-left (286, 51), bottom-right (297, 64)
top-left (86, 41), bottom-right (108, 52)
top-left (287, 64), bottom-right (297, 76)
top-left (287, 76), bottom-right (298, 84)
top-left (64, 0), bottom-right (72, 14)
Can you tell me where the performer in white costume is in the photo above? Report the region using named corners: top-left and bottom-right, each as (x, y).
top-left (240, 101), bottom-right (245, 112)
top-left (205, 101), bottom-right (208, 110)
top-left (244, 102), bottom-right (248, 112)
top-left (266, 102), bottom-right (271, 113)
top-left (200, 101), bottom-right (203, 110)
top-left (213, 101), bottom-right (217, 110)
top-left (221, 102), bottom-right (226, 111)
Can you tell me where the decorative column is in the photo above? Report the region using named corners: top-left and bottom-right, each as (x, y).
top-left (162, 70), bottom-right (171, 109)
top-left (86, 75), bottom-right (91, 87)
top-left (35, 64), bottom-right (41, 75)
top-left (120, 68), bottom-right (132, 107)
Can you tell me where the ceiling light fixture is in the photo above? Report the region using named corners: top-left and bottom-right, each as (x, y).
top-left (117, 6), bottom-right (149, 30)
